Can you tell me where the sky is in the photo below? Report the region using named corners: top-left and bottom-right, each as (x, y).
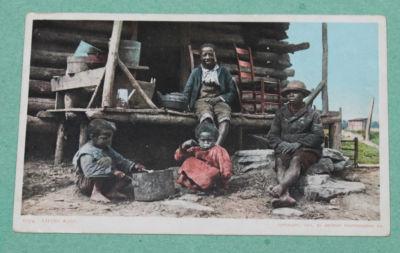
top-left (287, 22), bottom-right (380, 121)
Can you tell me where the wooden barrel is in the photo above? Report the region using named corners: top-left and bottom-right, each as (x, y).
top-left (131, 168), bottom-right (175, 201)
top-left (119, 40), bottom-right (141, 68)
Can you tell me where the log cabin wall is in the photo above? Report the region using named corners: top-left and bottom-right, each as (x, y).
top-left (26, 20), bottom-right (303, 164)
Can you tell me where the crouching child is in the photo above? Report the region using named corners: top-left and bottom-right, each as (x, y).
top-left (73, 119), bottom-right (145, 203)
top-left (175, 122), bottom-right (232, 193)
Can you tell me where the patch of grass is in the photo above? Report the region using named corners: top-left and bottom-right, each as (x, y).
top-left (370, 132), bottom-right (379, 145)
top-left (341, 141), bottom-right (379, 165)
top-left (349, 130), bottom-right (379, 145)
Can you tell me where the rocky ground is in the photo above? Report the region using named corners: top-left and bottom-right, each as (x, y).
top-left (21, 149), bottom-right (380, 220)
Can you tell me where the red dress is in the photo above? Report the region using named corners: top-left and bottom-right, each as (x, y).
top-left (174, 145), bottom-right (232, 191)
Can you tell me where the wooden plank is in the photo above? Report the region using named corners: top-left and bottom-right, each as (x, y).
top-left (51, 67), bottom-right (105, 92)
top-left (117, 58), bottom-right (158, 109)
top-left (304, 80), bottom-right (326, 107)
top-left (321, 23), bottom-right (329, 114)
top-left (102, 21), bottom-right (123, 108)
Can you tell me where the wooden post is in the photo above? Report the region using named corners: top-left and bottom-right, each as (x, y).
top-left (328, 108), bottom-right (342, 150)
top-left (130, 22), bottom-right (138, 40)
top-left (79, 121), bottom-right (88, 148)
top-left (236, 127), bottom-right (243, 150)
top-left (354, 137), bottom-right (359, 167)
top-left (179, 23), bottom-right (191, 91)
top-left (365, 97), bottom-right (374, 141)
top-left (54, 122), bottom-right (65, 165)
top-left (102, 21), bottom-right (123, 108)
top-left (321, 23), bottom-right (329, 115)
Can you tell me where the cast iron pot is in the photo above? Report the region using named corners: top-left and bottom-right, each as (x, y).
top-left (130, 168), bottom-right (175, 202)
top-left (158, 92), bottom-right (187, 111)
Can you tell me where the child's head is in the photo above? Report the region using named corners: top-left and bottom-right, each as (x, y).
top-left (195, 122), bottom-right (219, 150)
top-left (87, 119), bottom-right (116, 149)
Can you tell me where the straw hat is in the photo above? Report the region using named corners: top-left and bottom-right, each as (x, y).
top-left (281, 80), bottom-right (311, 96)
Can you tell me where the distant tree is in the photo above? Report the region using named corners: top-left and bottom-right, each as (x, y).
top-left (371, 121), bottom-right (379, 128)
top-left (342, 120), bottom-right (348, 129)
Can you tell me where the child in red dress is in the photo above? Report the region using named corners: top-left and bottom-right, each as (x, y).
top-left (175, 122), bottom-right (232, 192)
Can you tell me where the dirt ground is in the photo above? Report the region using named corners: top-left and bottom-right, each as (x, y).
top-left (21, 160), bottom-right (380, 220)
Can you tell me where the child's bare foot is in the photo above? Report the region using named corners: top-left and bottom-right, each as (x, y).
top-left (106, 191), bottom-right (128, 200)
top-left (271, 195), bottom-right (296, 208)
top-left (90, 191), bottom-right (111, 203)
top-left (268, 185), bottom-right (283, 198)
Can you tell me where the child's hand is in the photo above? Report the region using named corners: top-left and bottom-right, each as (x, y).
top-left (97, 156), bottom-right (112, 168)
top-left (113, 170), bottom-right (126, 179)
top-left (181, 139), bottom-right (198, 150)
top-left (134, 163), bottom-right (146, 172)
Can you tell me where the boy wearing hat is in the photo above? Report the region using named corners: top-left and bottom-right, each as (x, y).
top-left (266, 80), bottom-right (324, 208)
top-left (183, 43), bottom-right (239, 145)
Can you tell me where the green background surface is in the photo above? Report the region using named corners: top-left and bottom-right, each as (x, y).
top-left (0, 0), bottom-right (398, 252)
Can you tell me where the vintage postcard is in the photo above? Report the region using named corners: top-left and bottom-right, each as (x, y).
top-left (13, 13), bottom-right (389, 235)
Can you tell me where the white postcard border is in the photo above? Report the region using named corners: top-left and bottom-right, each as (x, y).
top-left (13, 13), bottom-right (390, 236)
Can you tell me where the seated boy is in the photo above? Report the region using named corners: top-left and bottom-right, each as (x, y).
top-left (175, 122), bottom-right (233, 193)
top-left (73, 119), bottom-right (145, 203)
top-left (183, 43), bottom-right (239, 145)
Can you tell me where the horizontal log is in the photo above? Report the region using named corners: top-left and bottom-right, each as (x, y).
top-left (30, 66), bottom-right (65, 81)
top-left (29, 80), bottom-right (53, 96)
top-left (257, 39), bottom-right (310, 54)
top-left (190, 28), bottom-right (245, 45)
top-left (244, 22), bottom-right (290, 31)
top-left (33, 28), bottom-right (109, 49)
top-left (26, 115), bottom-right (58, 133)
top-left (85, 109), bottom-right (273, 129)
top-left (28, 97), bottom-right (55, 114)
top-left (222, 63), bottom-right (294, 79)
top-left (191, 23), bottom-right (243, 33)
top-left (31, 50), bottom-right (71, 68)
top-left (243, 27), bottom-right (288, 41)
top-left (32, 42), bottom-right (76, 54)
top-left (217, 49), bottom-right (291, 68)
top-left (35, 20), bottom-right (133, 37)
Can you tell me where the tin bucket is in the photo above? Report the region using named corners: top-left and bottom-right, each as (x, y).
top-left (119, 40), bottom-right (141, 68)
top-left (130, 168), bottom-right (175, 202)
top-left (74, 40), bottom-right (102, 56)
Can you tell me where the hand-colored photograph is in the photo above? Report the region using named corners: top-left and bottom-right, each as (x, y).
top-left (13, 14), bottom-right (389, 235)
